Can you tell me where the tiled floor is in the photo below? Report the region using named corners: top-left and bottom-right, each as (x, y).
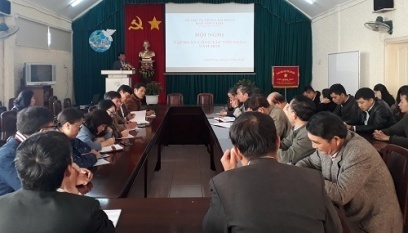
top-left (147, 145), bottom-right (219, 198)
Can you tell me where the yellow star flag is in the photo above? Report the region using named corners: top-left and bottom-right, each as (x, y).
top-left (148, 16), bottom-right (161, 30)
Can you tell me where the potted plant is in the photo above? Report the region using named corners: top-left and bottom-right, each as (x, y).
top-left (145, 81), bottom-right (163, 105)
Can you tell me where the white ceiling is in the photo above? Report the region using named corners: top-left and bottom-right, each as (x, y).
top-left (26, 0), bottom-right (353, 21)
top-left (286, 0), bottom-right (352, 18)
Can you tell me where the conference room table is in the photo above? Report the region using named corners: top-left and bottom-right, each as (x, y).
top-left (80, 105), bottom-right (226, 198)
top-left (79, 105), bottom-right (393, 233)
top-left (99, 197), bottom-right (210, 233)
top-left (79, 105), bottom-right (390, 198)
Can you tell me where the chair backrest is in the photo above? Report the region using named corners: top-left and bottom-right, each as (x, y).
top-left (88, 105), bottom-right (97, 113)
top-left (8, 98), bottom-right (15, 110)
top-left (0, 110), bottom-right (17, 141)
top-left (382, 144), bottom-right (408, 230)
top-left (0, 106), bottom-right (7, 115)
top-left (197, 93), bottom-right (214, 106)
top-left (167, 93), bottom-right (183, 106)
top-left (63, 98), bottom-right (72, 109)
top-left (49, 96), bottom-right (58, 110)
top-left (90, 94), bottom-right (100, 105)
top-left (53, 100), bottom-right (62, 117)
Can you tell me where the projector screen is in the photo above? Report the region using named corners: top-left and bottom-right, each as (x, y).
top-left (165, 3), bottom-right (254, 73)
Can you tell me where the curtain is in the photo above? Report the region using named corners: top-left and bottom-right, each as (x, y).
top-left (72, 0), bottom-right (311, 105)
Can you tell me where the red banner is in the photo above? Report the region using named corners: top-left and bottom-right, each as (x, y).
top-left (125, 4), bottom-right (165, 103)
top-left (272, 66), bottom-right (300, 88)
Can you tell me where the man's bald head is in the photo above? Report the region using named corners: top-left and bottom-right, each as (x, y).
top-left (267, 92), bottom-right (287, 109)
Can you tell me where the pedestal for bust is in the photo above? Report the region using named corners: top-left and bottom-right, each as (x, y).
top-left (139, 60), bottom-right (155, 83)
top-left (101, 70), bottom-right (135, 92)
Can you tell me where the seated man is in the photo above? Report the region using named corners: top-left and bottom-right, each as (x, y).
top-left (245, 94), bottom-right (291, 139)
top-left (346, 87), bottom-right (396, 134)
top-left (104, 91), bottom-right (136, 129)
top-left (0, 107), bottom-right (92, 196)
top-left (267, 92), bottom-right (288, 109)
top-left (302, 85), bottom-right (321, 106)
top-left (203, 112), bottom-right (342, 233)
top-left (298, 111), bottom-right (403, 233)
top-left (0, 131), bottom-right (115, 232)
top-left (330, 83), bottom-right (362, 125)
top-left (278, 95), bottom-right (316, 164)
top-left (124, 83), bottom-right (154, 116)
top-left (230, 85), bottom-right (252, 118)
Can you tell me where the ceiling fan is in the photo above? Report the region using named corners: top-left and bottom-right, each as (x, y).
top-left (364, 16), bottom-right (393, 35)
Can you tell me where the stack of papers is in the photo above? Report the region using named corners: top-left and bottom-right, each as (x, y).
top-left (214, 117), bottom-right (235, 122)
top-left (100, 144), bottom-right (123, 153)
top-left (94, 159), bottom-right (110, 167)
top-left (103, 209), bottom-right (122, 227)
top-left (129, 110), bottom-right (150, 124)
top-left (211, 122), bottom-right (233, 129)
top-left (117, 134), bottom-right (135, 139)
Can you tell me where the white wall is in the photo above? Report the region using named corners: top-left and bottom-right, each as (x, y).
top-left (311, 0), bottom-right (408, 96)
top-left (0, 0), bottom-right (73, 107)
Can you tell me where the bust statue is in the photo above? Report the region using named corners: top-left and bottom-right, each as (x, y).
top-left (138, 40), bottom-right (155, 61)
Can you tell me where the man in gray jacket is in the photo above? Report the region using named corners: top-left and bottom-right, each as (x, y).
top-left (203, 112), bottom-right (342, 233)
top-left (278, 95), bottom-right (316, 164)
top-left (297, 111), bottom-right (403, 233)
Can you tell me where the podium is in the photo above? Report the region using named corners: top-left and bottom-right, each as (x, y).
top-left (101, 70), bottom-right (135, 92)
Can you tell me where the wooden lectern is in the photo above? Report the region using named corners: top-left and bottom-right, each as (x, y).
top-left (101, 70), bottom-right (135, 92)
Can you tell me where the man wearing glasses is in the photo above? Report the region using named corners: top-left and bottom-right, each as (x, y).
top-left (0, 107), bottom-right (92, 196)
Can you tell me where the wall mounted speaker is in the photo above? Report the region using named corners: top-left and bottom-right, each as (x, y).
top-left (374, 0), bottom-right (394, 12)
top-left (0, 0), bottom-right (11, 15)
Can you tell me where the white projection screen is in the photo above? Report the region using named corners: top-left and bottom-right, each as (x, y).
top-left (165, 3), bottom-right (255, 73)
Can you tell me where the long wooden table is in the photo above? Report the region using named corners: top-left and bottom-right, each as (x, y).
top-left (80, 105), bottom-right (224, 198)
top-left (82, 107), bottom-right (392, 233)
top-left (99, 198), bottom-right (210, 233)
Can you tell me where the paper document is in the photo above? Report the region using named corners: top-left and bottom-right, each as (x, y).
top-left (146, 114), bottom-right (156, 118)
top-left (214, 117), bottom-right (235, 122)
top-left (211, 122), bottom-right (232, 129)
top-left (93, 159), bottom-right (110, 166)
top-left (103, 209), bottom-right (122, 227)
top-left (135, 128), bottom-right (147, 138)
top-left (129, 110), bottom-right (150, 124)
top-left (100, 144), bottom-right (124, 153)
top-left (117, 134), bottom-right (135, 139)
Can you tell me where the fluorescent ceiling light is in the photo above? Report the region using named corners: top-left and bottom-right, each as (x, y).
top-left (305, 0), bottom-right (314, 4)
top-left (71, 0), bottom-right (84, 7)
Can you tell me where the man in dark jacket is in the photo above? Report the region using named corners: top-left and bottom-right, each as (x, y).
top-left (0, 131), bottom-right (114, 233)
top-left (330, 83), bottom-right (362, 125)
top-left (302, 85), bottom-right (321, 107)
top-left (346, 87), bottom-right (396, 133)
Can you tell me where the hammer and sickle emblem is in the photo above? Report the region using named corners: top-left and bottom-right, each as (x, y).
top-left (128, 16), bottom-right (143, 30)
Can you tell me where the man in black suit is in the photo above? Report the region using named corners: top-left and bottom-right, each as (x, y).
top-left (203, 112), bottom-right (342, 233)
top-left (112, 51), bottom-right (133, 70)
top-left (330, 83), bottom-right (362, 125)
top-left (0, 131), bottom-right (114, 233)
top-left (346, 87), bottom-right (396, 133)
top-left (302, 85), bottom-right (321, 106)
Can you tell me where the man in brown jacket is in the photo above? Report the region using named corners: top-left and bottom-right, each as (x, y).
top-left (297, 111), bottom-right (403, 233)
